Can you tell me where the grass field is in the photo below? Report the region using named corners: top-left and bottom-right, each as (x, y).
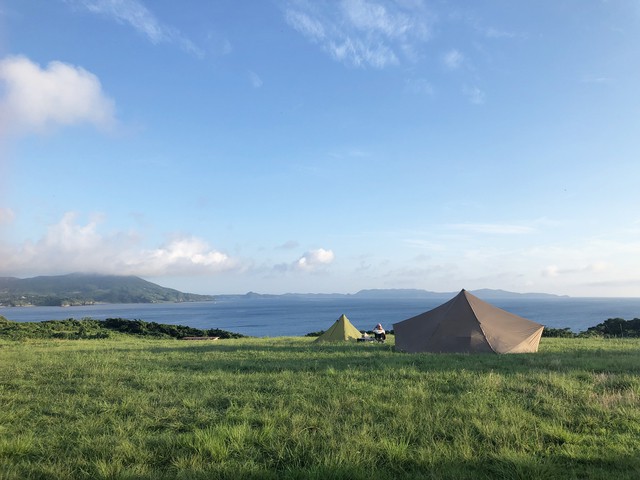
top-left (1, 336), bottom-right (639, 479)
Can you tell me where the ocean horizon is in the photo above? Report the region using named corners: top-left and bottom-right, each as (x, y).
top-left (3, 295), bottom-right (640, 337)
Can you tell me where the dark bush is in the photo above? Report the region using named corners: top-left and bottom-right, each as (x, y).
top-left (101, 318), bottom-right (246, 339)
top-left (205, 328), bottom-right (246, 339)
top-left (542, 327), bottom-right (576, 338)
top-left (583, 318), bottom-right (640, 338)
top-left (305, 330), bottom-right (325, 337)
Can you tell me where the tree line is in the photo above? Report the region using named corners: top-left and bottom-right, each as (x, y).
top-left (542, 317), bottom-right (640, 338)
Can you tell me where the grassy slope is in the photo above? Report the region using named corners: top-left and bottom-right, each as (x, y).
top-left (0, 337), bottom-right (639, 479)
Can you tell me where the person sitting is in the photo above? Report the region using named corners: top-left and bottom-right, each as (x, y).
top-left (372, 323), bottom-right (386, 342)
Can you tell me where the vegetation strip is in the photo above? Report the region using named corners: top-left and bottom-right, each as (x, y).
top-left (0, 316), bottom-right (245, 340)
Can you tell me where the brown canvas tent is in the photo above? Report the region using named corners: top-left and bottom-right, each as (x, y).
top-left (315, 314), bottom-right (362, 342)
top-left (393, 289), bottom-right (544, 354)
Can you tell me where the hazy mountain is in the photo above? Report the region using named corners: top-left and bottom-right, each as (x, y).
top-left (355, 288), bottom-right (565, 299)
top-left (219, 288), bottom-right (566, 300)
top-left (0, 273), bottom-right (214, 306)
top-left (469, 288), bottom-right (567, 299)
top-left (353, 289), bottom-right (451, 299)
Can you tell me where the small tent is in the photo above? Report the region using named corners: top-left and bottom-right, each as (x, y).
top-left (315, 314), bottom-right (362, 342)
top-left (393, 289), bottom-right (544, 354)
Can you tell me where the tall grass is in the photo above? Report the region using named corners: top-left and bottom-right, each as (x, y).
top-left (1, 337), bottom-right (639, 479)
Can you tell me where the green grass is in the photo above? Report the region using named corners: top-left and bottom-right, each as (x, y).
top-left (1, 336), bottom-right (639, 479)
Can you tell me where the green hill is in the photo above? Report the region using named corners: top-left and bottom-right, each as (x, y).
top-left (0, 273), bottom-right (213, 306)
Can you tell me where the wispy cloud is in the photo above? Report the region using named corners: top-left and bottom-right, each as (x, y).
top-left (0, 55), bottom-right (116, 135)
top-left (0, 208), bottom-right (15, 225)
top-left (248, 70), bottom-right (263, 88)
top-left (404, 78), bottom-right (434, 96)
top-left (446, 223), bottom-right (534, 235)
top-left (581, 74), bottom-right (614, 84)
top-left (327, 147), bottom-right (372, 159)
top-left (276, 240), bottom-right (299, 250)
top-left (285, 9), bottom-right (326, 39)
top-left (443, 49), bottom-right (463, 69)
top-left (68, 0), bottom-right (203, 57)
top-left (542, 262), bottom-right (610, 278)
top-left (462, 85), bottom-right (486, 105)
top-left (452, 8), bottom-right (522, 40)
top-left (284, 0), bottom-right (432, 68)
top-left (483, 27), bottom-right (518, 39)
top-left (403, 238), bottom-right (446, 251)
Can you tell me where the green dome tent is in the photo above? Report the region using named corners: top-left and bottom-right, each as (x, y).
top-left (393, 289), bottom-right (544, 354)
top-left (315, 314), bottom-right (362, 342)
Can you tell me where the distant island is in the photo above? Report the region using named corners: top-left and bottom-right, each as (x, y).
top-left (0, 273), bottom-right (214, 307)
top-left (0, 273), bottom-right (567, 307)
top-left (220, 288), bottom-right (567, 301)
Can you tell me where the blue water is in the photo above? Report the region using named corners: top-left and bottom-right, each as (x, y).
top-left (2, 296), bottom-right (640, 337)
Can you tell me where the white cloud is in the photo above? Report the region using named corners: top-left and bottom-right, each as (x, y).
top-left (131, 238), bottom-right (233, 276)
top-left (68, 0), bottom-right (203, 56)
top-left (295, 248), bottom-right (335, 270)
top-left (443, 49), bottom-right (463, 69)
top-left (0, 212), bottom-right (235, 277)
top-left (284, 0), bottom-right (432, 68)
top-left (0, 56), bottom-right (116, 135)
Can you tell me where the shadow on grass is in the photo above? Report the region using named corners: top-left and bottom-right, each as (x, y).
top-left (17, 452), bottom-right (634, 480)
top-left (227, 453), bottom-right (640, 480)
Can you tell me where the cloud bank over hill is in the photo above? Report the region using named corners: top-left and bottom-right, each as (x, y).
top-left (0, 213), bottom-right (337, 282)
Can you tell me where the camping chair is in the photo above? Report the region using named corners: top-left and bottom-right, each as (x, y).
top-left (374, 331), bottom-right (386, 343)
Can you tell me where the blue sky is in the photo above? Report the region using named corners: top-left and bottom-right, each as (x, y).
top-left (1, 0), bottom-right (639, 296)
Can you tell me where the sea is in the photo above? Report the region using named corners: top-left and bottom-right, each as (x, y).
top-left (2, 296), bottom-right (640, 337)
